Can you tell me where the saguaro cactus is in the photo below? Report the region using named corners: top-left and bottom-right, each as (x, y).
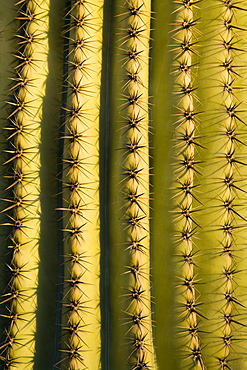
top-left (1, 0), bottom-right (247, 370)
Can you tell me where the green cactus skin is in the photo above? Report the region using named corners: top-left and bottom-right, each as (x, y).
top-left (57, 1), bottom-right (103, 369)
top-left (0, 1), bottom-right (49, 369)
top-left (194, 1), bottom-right (247, 369)
top-left (150, 1), bottom-right (178, 368)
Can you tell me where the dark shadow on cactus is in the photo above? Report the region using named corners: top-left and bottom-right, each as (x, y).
top-left (99, 0), bottom-right (115, 369)
top-left (33, 0), bottom-right (66, 369)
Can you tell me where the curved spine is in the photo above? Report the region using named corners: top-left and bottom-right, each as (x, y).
top-left (0, 1), bottom-right (49, 369)
top-left (58, 1), bottom-right (103, 369)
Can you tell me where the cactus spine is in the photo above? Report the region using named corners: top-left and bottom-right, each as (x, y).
top-left (0, 0), bottom-right (49, 369)
top-left (199, 1), bottom-right (247, 368)
top-left (215, 2), bottom-right (242, 366)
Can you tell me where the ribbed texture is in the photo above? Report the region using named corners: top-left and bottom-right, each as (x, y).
top-left (57, 1), bottom-right (103, 369)
top-left (0, 1), bottom-right (49, 369)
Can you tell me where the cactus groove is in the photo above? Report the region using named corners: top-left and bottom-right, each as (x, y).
top-left (0, 0), bottom-right (247, 370)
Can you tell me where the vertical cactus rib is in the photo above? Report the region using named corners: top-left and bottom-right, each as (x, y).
top-left (0, 0), bottom-right (49, 369)
top-left (213, 1), bottom-right (247, 367)
top-left (171, 1), bottom-right (205, 368)
top-left (58, 0), bottom-right (103, 369)
top-left (110, 1), bottom-right (156, 369)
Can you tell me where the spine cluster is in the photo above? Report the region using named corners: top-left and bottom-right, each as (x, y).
top-left (58, 1), bottom-right (102, 369)
top-left (0, 1), bottom-right (48, 369)
top-left (215, 1), bottom-right (247, 367)
top-left (171, 1), bottom-right (205, 368)
top-left (118, 1), bottom-right (154, 368)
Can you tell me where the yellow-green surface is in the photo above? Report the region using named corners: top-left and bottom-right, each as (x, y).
top-left (195, 2), bottom-right (247, 369)
top-left (0, 1), bottom-right (247, 370)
